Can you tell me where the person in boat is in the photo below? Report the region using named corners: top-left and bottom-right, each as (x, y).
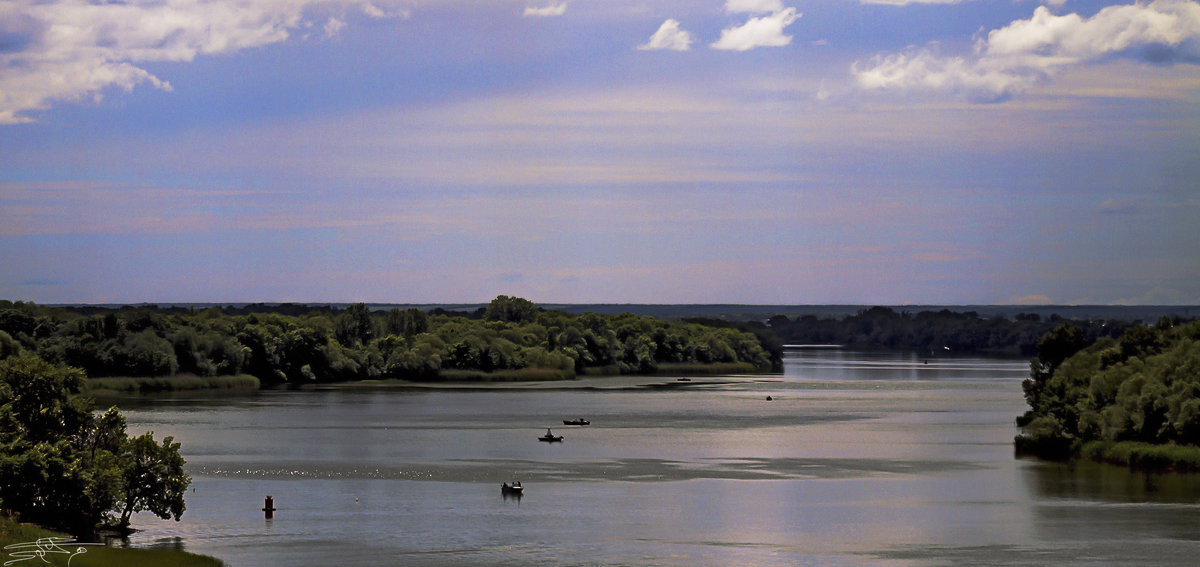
top-left (546, 428), bottom-right (553, 437)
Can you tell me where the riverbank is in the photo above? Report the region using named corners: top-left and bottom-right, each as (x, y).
top-left (1080, 441), bottom-right (1200, 472)
top-left (85, 374), bottom-right (260, 395)
top-left (0, 517), bottom-right (223, 567)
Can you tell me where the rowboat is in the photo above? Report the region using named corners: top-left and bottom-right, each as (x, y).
top-left (502, 481), bottom-right (523, 495)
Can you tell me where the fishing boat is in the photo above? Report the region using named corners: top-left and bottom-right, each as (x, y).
top-left (562, 418), bottom-right (590, 426)
top-left (501, 481), bottom-right (523, 495)
top-left (538, 429), bottom-right (564, 442)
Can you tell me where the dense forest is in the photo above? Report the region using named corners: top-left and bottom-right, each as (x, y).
top-left (0, 296), bottom-right (779, 385)
top-left (1016, 319), bottom-right (1200, 469)
top-left (765, 306), bottom-right (1148, 355)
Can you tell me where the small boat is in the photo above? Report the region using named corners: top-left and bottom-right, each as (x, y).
top-left (501, 481), bottom-right (523, 495)
top-left (538, 428), bottom-right (564, 442)
top-left (562, 418), bottom-right (590, 426)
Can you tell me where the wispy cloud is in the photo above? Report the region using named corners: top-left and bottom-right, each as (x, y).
top-left (639, 19), bottom-right (694, 51)
top-left (0, 0), bottom-right (410, 124)
top-left (523, 3), bottom-right (567, 17)
top-left (725, 0), bottom-right (786, 13)
top-left (712, 7), bottom-right (802, 51)
top-left (1099, 197), bottom-right (1147, 215)
top-left (854, 0), bottom-right (1200, 102)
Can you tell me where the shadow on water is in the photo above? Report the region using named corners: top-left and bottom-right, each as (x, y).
top-left (1022, 457), bottom-right (1200, 503)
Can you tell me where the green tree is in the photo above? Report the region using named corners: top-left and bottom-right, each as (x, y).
top-left (117, 432), bottom-right (189, 528)
top-left (1022, 323), bottom-right (1090, 420)
top-left (484, 295), bottom-right (540, 324)
top-left (0, 354), bottom-right (190, 537)
top-left (335, 303), bottom-right (374, 346)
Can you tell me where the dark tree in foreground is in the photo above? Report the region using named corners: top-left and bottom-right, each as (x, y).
top-left (0, 354), bottom-right (190, 537)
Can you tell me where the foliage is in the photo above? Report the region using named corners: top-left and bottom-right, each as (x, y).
top-left (1015, 320), bottom-right (1200, 468)
top-left (0, 354), bottom-right (190, 537)
top-left (767, 307), bottom-right (1136, 355)
top-left (0, 298), bottom-right (780, 385)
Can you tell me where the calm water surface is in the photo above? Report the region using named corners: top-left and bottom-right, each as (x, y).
top-left (114, 349), bottom-right (1200, 566)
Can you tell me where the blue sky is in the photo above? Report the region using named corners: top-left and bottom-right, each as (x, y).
top-left (1, 0), bottom-right (1198, 305)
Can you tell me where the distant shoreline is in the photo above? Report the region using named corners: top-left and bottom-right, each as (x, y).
top-left (40, 302), bottom-right (1199, 322)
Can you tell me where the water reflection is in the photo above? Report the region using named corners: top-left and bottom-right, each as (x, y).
top-left (1024, 458), bottom-right (1200, 504)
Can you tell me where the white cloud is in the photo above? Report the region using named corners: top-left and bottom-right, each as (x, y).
top-left (711, 7), bottom-right (802, 51)
top-left (638, 19), bottom-right (694, 51)
top-left (324, 17), bottom-right (347, 39)
top-left (0, 0), bottom-right (412, 125)
top-left (725, 0), bottom-right (785, 14)
top-left (523, 3), bottom-right (568, 17)
top-left (362, 3), bottom-right (410, 19)
top-left (854, 0), bottom-right (1200, 101)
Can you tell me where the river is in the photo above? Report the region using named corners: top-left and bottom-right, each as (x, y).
top-left (115, 349), bottom-right (1200, 566)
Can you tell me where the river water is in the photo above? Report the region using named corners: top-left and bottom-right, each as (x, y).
top-left (115, 349), bottom-right (1200, 566)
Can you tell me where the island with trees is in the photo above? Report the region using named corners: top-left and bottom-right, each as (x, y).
top-left (1016, 319), bottom-right (1200, 470)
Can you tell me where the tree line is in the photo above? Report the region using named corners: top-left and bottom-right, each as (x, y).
top-left (765, 306), bottom-right (1154, 355)
top-left (0, 296), bottom-right (781, 385)
top-left (1016, 319), bottom-right (1200, 468)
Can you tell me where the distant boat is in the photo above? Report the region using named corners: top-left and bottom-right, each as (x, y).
top-left (501, 481), bottom-right (523, 495)
top-left (562, 418), bottom-right (590, 426)
top-left (539, 429), bottom-right (564, 442)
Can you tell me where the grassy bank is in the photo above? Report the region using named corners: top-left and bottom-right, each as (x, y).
top-left (0, 517), bottom-right (223, 567)
top-left (85, 374), bottom-right (260, 394)
top-left (1080, 441), bottom-right (1200, 472)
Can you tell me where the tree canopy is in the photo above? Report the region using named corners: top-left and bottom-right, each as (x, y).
top-left (0, 297), bottom-right (781, 385)
top-left (1016, 320), bottom-right (1200, 465)
top-left (0, 354), bottom-right (189, 537)
top-left (766, 307), bottom-right (1136, 355)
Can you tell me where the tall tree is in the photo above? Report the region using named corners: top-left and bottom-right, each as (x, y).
top-left (0, 354), bottom-right (190, 537)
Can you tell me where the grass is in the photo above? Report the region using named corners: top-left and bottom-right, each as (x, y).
top-left (84, 374), bottom-right (260, 394)
top-left (1080, 441), bottom-right (1200, 472)
top-left (0, 516), bottom-right (223, 567)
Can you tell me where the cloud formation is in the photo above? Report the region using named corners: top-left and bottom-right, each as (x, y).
top-left (725, 0), bottom-right (786, 13)
top-left (854, 0), bottom-right (1200, 101)
top-left (639, 19), bottom-right (694, 51)
top-left (0, 0), bottom-right (406, 124)
top-left (523, 3), bottom-right (567, 17)
top-left (712, 7), bottom-right (802, 51)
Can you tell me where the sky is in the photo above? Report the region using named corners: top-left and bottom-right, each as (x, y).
top-left (0, 0), bottom-right (1198, 306)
